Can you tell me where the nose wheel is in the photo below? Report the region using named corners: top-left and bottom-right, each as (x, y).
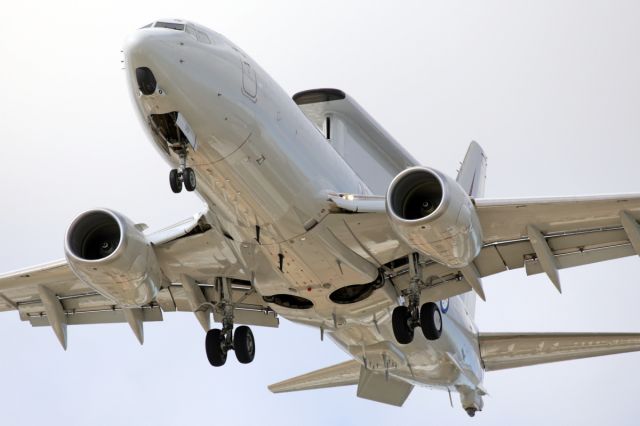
top-left (169, 167), bottom-right (196, 193)
top-left (169, 153), bottom-right (196, 193)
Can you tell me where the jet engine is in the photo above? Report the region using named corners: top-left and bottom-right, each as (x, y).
top-left (386, 167), bottom-right (483, 268)
top-left (64, 209), bottom-right (167, 307)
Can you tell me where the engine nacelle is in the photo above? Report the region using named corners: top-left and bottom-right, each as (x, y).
top-left (386, 167), bottom-right (483, 268)
top-left (64, 209), bottom-right (166, 307)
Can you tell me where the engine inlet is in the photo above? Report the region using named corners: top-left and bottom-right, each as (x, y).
top-left (66, 211), bottom-right (122, 260)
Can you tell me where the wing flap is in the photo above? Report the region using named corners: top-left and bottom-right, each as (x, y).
top-left (479, 332), bottom-right (640, 371)
top-left (27, 306), bottom-right (163, 327)
top-left (269, 360), bottom-right (361, 393)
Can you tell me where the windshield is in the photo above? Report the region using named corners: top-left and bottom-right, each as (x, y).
top-left (154, 22), bottom-right (185, 31)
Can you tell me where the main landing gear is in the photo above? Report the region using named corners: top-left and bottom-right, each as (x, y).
top-left (169, 153), bottom-right (196, 193)
top-left (205, 325), bottom-right (255, 366)
top-left (205, 277), bottom-right (256, 366)
top-left (391, 253), bottom-right (443, 344)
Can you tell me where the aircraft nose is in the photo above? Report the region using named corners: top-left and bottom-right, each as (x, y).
top-left (124, 29), bottom-right (171, 65)
top-left (123, 28), bottom-right (184, 96)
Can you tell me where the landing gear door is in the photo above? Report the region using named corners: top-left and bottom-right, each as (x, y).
top-left (176, 112), bottom-right (197, 150)
top-left (241, 61), bottom-right (257, 101)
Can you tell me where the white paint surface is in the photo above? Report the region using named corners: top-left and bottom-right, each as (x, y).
top-left (1, 1), bottom-right (639, 424)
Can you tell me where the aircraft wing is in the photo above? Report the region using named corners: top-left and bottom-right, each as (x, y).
top-left (476, 195), bottom-right (640, 284)
top-left (325, 193), bottom-right (640, 299)
top-left (0, 208), bottom-right (278, 348)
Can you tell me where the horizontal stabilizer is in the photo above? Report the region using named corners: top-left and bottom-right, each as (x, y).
top-left (269, 360), bottom-right (360, 393)
top-left (480, 332), bottom-right (640, 371)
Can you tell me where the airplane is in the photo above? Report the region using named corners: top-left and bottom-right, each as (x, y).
top-left (1, 18), bottom-right (640, 417)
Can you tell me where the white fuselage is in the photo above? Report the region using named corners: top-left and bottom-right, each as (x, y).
top-left (124, 21), bottom-right (483, 394)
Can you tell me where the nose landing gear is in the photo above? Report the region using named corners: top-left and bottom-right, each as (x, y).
top-left (205, 278), bottom-right (256, 367)
top-left (169, 153), bottom-right (197, 193)
top-left (391, 253), bottom-right (443, 344)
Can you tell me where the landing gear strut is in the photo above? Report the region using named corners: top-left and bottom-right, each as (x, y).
top-left (391, 253), bottom-right (443, 344)
top-left (205, 277), bottom-right (256, 366)
top-left (169, 153), bottom-right (196, 193)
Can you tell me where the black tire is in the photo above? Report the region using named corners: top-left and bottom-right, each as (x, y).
top-left (420, 302), bottom-right (443, 340)
top-left (392, 305), bottom-right (414, 344)
top-left (169, 169), bottom-right (182, 193)
top-left (205, 329), bottom-right (227, 366)
top-left (184, 167), bottom-right (196, 192)
top-left (234, 325), bottom-right (255, 364)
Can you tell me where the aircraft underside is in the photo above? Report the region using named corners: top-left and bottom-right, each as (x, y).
top-left (1, 18), bottom-right (640, 417)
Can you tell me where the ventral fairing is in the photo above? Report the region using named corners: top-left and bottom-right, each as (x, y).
top-left (3, 19), bottom-right (640, 417)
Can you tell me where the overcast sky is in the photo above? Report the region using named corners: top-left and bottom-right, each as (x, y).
top-left (1, 1), bottom-right (640, 424)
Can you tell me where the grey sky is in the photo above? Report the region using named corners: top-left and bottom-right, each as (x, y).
top-left (1, 1), bottom-right (640, 424)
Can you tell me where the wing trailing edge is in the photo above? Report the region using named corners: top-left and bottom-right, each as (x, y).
top-left (479, 332), bottom-right (640, 371)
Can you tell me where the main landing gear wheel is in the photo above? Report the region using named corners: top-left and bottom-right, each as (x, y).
top-left (420, 302), bottom-right (443, 340)
top-left (391, 254), bottom-right (446, 345)
top-left (233, 325), bottom-right (255, 364)
top-left (183, 167), bottom-right (196, 192)
top-left (205, 329), bottom-right (227, 366)
top-left (169, 169), bottom-right (182, 193)
top-left (392, 305), bottom-right (415, 344)
top-left (205, 278), bottom-right (256, 367)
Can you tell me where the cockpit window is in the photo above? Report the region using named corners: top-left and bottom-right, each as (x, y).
top-left (185, 25), bottom-right (197, 38)
top-left (139, 23), bottom-right (153, 29)
top-left (195, 30), bottom-right (211, 44)
top-left (154, 22), bottom-right (185, 31)
top-left (186, 25), bottom-right (212, 44)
